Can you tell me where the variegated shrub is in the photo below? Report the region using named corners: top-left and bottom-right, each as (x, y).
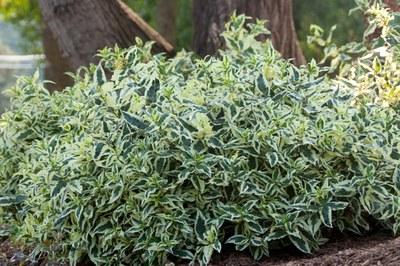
top-left (1, 12), bottom-right (400, 266)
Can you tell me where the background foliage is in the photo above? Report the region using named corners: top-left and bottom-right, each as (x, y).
top-left (0, 0), bottom-right (41, 53)
top-left (293, 0), bottom-right (364, 60)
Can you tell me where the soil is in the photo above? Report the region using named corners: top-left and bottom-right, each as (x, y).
top-left (210, 234), bottom-right (400, 266)
top-left (1, 234), bottom-right (400, 265)
top-left (0, 239), bottom-right (29, 266)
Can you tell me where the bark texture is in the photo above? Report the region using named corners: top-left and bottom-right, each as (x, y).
top-left (39, 0), bottom-right (174, 71)
top-left (42, 25), bottom-right (73, 90)
top-left (192, 0), bottom-right (305, 65)
top-left (156, 0), bottom-right (178, 45)
top-left (384, 0), bottom-right (400, 11)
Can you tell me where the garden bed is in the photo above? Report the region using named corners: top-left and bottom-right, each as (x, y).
top-left (211, 234), bottom-right (399, 266)
top-left (2, 234), bottom-right (399, 265)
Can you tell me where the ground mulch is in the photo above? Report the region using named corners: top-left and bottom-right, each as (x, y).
top-left (0, 239), bottom-right (28, 265)
top-left (211, 234), bottom-right (400, 266)
top-left (1, 234), bottom-right (400, 265)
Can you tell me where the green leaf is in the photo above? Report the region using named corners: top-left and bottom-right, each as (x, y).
top-left (333, 181), bottom-right (356, 197)
top-left (191, 176), bottom-right (205, 193)
top-left (266, 230), bottom-right (287, 241)
top-left (0, 195), bottom-right (26, 206)
top-left (327, 201), bottom-right (348, 211)
top-left (391, 149), bottom-right (400, 160)
top-left (122, 111), bottom-right (148, 130)
top-left (95, 64), bottom-right (107, 86)
top-left (155, 157), bottom-right (166, 173)
top-left (54, 208), bottom-right (74, 228)
top-left (291, 67), bottom-right (300, 82)
top-left (93, 221), bottom-right (113, 234)
top-left (178, 118), bottom-right (197, 132)
top-left (213, 240), bottom-right (222, 253)
top-left (302, 76), bottom-right (324, 89)
top-left (289, 235), bottom-right (311, 254)
top-left (169, 249), bottom-right (194, 260)
top-left (226, 235), bottom-right (248, 245)
top-left (267, 152), bottom-right (279, 167)
top-left (94, 143), bottom-right (106, 159)
top-left (195, 211), bottom-right (207, 241)
top-left (393, 166), bottom-right (400, 190)
top-left (51, 180), bottom-right (67, 197)
top-left (247, 221), bottom-right (264, 234)
top-left (256, 74), bottom-right (269, 95)
top-left (250, 246), bottom-right (268, 261)
top-left (219, 205), bottom-right (240, 220)
top-left (146, 79), bottom-right (160, 102)
top-left (110, 182), bottom-right (124, 203)
top-left (201, 245), bottom-right (214, 265)
top-left (321, 205), bottom-right (333, 227)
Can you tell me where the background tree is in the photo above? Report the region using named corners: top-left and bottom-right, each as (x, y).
top-left (37, 0), bottom-right (174, 89)
top-left (156, 0), bottom-right (178, 45)
top-left (192, 0), bottom-right (305, 65)
top-left (384, 0), bottom-right (400, 11)
top-left (3, 0), bottom-right (398, 88)
top-left (38, 0), bottom-right (173, 70)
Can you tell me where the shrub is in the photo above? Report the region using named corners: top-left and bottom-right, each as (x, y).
top-left (342, 4), bottom-right (400, 108)
top-left (1, 11), bottom-right (400, 265)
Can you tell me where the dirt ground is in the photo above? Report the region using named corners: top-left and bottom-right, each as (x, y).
top-left (211, 234), bottom-right (400, 266)
top-left (0, 239), bottom-right (28, 265)
top-left (1, 234), bottom-right (400, 265)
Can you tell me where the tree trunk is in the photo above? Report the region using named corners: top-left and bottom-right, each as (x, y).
top-left (156, 0), bottom-right (178, 45)
top-left (192, 0), bottom-right (305, 65)
top-left (39, 0), bottom-right (174, 72)
top-left (42, 25), bottom-right (73, 91)
top-left (384, 0), bottom-right (400, 11)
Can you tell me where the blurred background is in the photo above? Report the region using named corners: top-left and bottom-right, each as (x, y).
top-left (0, 0), bottom-right (364, 113)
